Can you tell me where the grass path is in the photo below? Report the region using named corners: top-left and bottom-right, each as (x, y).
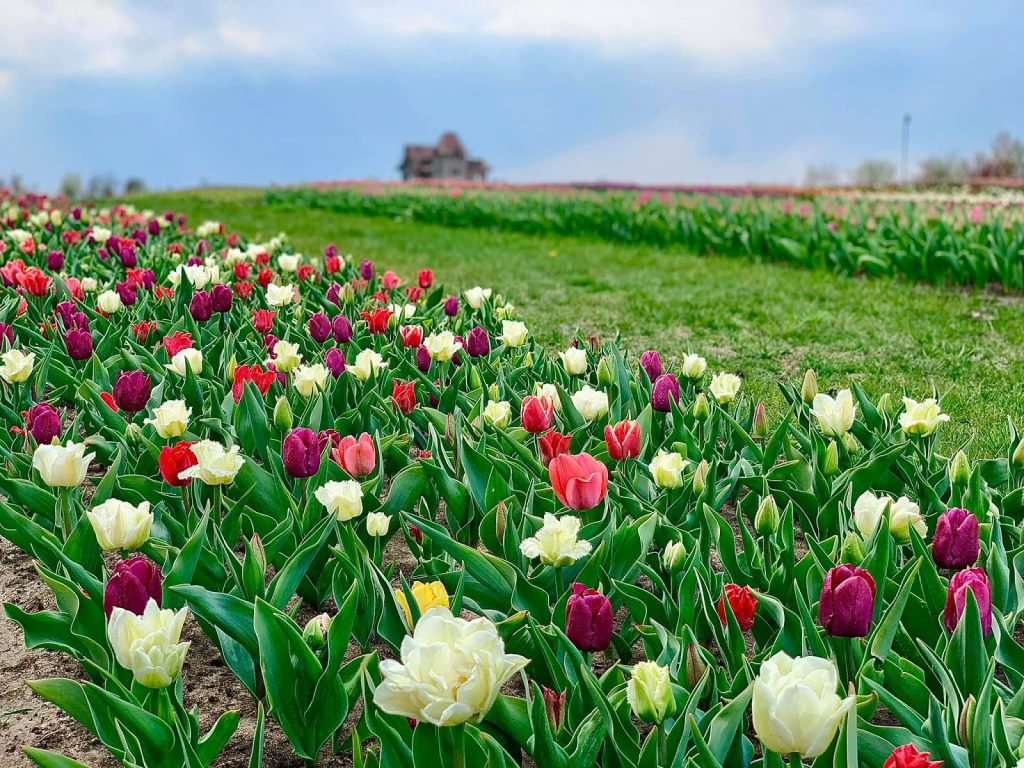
top-left (132, 189), bottom-right (1024, 456)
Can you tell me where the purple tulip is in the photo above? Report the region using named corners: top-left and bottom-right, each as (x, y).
top-left (308, 313), bottom-right (331, 343)
top-left (933, 508), bottom-right (980, 570)
top-left (360, 259), bottom-right (375, 280)
top-left (25, 403), bottom-right (61, 445)
top-left (65, 329), bottom-right (93, 361)
top-left (54, 301), bottom-right (77, 329)
top-left (324, 243), bottom-right (338, 259)
top-left (118, 243), bottom-right (138, 268)
top-left (196, 240), bottom-right (210, 257)
top-left (116, 281), bottom-right (137, 307)
top-left (651, 373), bottom-right (680, 413)
top-left (465, 326), bottom-right (490, 357)
top-left (416, 345), bottom-right (431, 373)
top-left (325, 348), bottom-right (345, 378)
top-left (0, 323), bottom-right (13, 346)
top-left (640, 350), bottom-right (662, 382)
top-left (326, 284), bottom-right (342, 306)
top-left (104, 556), bottom-right (163, 618)
top-left (211, 283), bottom-right (233, 313)
top-left (132, 228), bottom-right (148, 245)
top-left (945, 567), bottom-right (992, 636)
top-left (187, 256), bottom-right (203, 267)
top-left (189, 291), bottom-right (213, 322)
top-left (332, 315), bottom-right (353, 343)
top-left (113, 370), bottom-right (152, 413)
top-left (282, 427), bottom-right (322, 478)
top-left (443, 296), bottom-right (459, 316)
top-left (819, 565), bottom-right (876, 637)
top-left (47, 250), bottom-right (64, 271)
top-left (263, 333), bottom-right (279, 351)
top-left (565, 583), bottom-right (613, 652)
top-left (141, 269), bottom-right (156, 290)
top-left (70, 312), bottom-right (89, 331)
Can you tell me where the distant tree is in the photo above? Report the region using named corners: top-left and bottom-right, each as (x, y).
top-left (123, 177), bottom-right (147, 195)
top-left (86, 175), bottom-right (117, 199)
top-left (804, 164), bottom-right (840, 187)
top-left (9, 174), bottom-right (24, 193)
top-left (59, 174), bottom-right (83, 199)
top-left (852, 159), bottom-right (897, 187)
top-left (916, 154), bottom-right (971, 185)
top-left (973, 131), bottom-right (1024, 178)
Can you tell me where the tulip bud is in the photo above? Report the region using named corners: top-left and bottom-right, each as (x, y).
top-left (877, 392), bottom-right (893, 417)
top-left (523, 351), bottom-right (534, 367)
top-left (104, 556), bottom-right (163, 617)
top-left (823, 440), bottom-right (839, 475)
top-left (684, 642), bottom-right (706, 689)
top-left (754, 495), bottom-right (779, 536)
top-left (125, 423), bottom-right (141, 443)
top-left (639, 350), bottom-right (662, 382)
top-left (495, 500), bottom-right (507, 542)
top-left (717, 583), bottom-right (757, 631)
top-left (273, 395), bottom-right (293, 431)
top-left (651, 374), bottom-right (680, 413)
top-left (692, 459), bottom-right (709, 494)
top-left (944, 567), bottom-right (992, 636)
top-left (956, 695), bottom-right (976, 748)
top-left (249, 534), bottom-right (267, 573)
top-left (692, 392), bottom-right (710, 419)
top-left (819, 565), bottom-right (876, 637)
top-left (627, 661), bottom-right (676, 724)
top-left (281, 427), bottom-right (321, 478)
top-left (933, 508), bottom-right (980, 570)
top-left (662, 540), bottom-right (686, 573)
top-left (488, 383), bottom-right (500, 401)
top-left (801, 368), bottom-right (818, 404)
top-left (1013, 438), bottom-right (1024, 469)
top-left (542, 687), bottom-right (566, 734)
top-left (842, 432), bottom-right (860, 454)
top-left (752, 402), bottom-right (769, 438)
top-left (565, 583), bottom-right (613, 652)
top-left (302, 613), bottom-right (332, 651)
top-left (226, 354), bottom-right (238, 382)
top-left (597, 356), bottom-right (614, 386)
top-left (840, 532), bottom-right (865, 564)
top-left (949, 450), bottom-right (970, 485)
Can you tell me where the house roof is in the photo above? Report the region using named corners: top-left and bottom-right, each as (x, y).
top-left (436, 132), bottom-right (466, 158)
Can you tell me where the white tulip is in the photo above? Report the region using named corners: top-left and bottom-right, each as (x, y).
top-left (315, 479), bottom-right (363, 521)
top-left (145, 400), bottom-right (191, 439)
top-left (32, 440), bottom-right (94, 487)
top-left (177, 440), bottom-right (244, 486)
top-left (86, 499), bottom-right (152, 551)
top-left (811, 390), bottom-right (857, 437)
top-left (424, 331), bottom-right (463, 362)
top-left (559, 347), bottom-right (588, 376)
top-left (165, 348), bottom-right (203, 377)
top-left (107, 600), bottom-right (190, 688)
top-left (571, 385), bottom-right (609, 422)
top-left (899, 397), bottom-right (949, 436)
top-left (97, 290), bottom-right (123, 314)
top-left (709, 372), bottom-right (742, 404)
top-left (0, 348), bottom-right (34, 383)
top-left (482, 400), bottom-right (512, 428)
top-left (680, 353), bottom-right (707, 379)
top-left (266, 283), bottom-right (296, 307)
top-left (463, 286), bottom-right (492, 309)
top-left (500, 320), bottom-right (529, 347)
top-left (520, 513), bottom-right (592, 567)
top-left (347, 349), bottom-right (386, 381)
top-left (293, 363), bottom-right (329, 398)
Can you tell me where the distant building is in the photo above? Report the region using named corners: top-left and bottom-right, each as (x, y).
top-left (399, 132), bottom-right (489, 181)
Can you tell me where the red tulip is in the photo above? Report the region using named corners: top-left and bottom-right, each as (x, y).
top-left (252, 309), bottom-right (276, 333)
top-left (418, 269), bottom-right (434, 289)
top-left (104, 556), bottom-right (163, 617)
top-left (538, 430), bottom-right (572, 468)
top-left (548, 452), bottom-right (609, 511)
top-left (332, 433), bottom-right (376, 478)
top-left (604, 420), bottom-right (641, 460)
top-left (162, 331), bottom-right (193, 358)
top-left (883, 744), bottom-right (942, 768)
top-left (521, 396), bottom-right (554, 434)
top-left (717, 583), bottom-right (757, 631)
top-left (391, 379), bottom-right (416, 414)
top-left (232, 364), bottom-right (276, 403)
top-left (399, 325), bottom-right (424, 348)
top-left (565, 583), bottom-right (613, 652)
top-left (159, 442), bottom-right (197, 487)
top-left (361, 308), bottom-right (394, 334)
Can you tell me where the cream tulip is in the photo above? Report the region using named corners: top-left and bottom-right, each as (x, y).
top-left (519, 513), bottom-right (592, 567)
top-left (165, 348), bottom-right (203, 377)
top-left (0, 349), bottom-right (34, 383)
top-left (680, 353), bottom-right (707, 379)
top-left (97, 290), bottom-right (123, 314)
top-left (177, 440), bottom-right (244, 486)
top-left (463, 286), bottom-right (492, 309)
top-left (571, 385), bottom-right (609, 422)
top-left (107, 600), bottom-right (190, 688)
top-left (266, 283), bottom-right (296, 307)
top-left (899, 397), bottom-right (950, 436)
top-left (346, 349), bottom-right (387, 381)
top-left (145, 400), bottom-right (191, 439)
top-left (709, 372), bottom-right (742, 404)
top-left (500, 320), bottom-right (529, 347)
top-left (649, 450), bottom-right (688, 489)
top-left (424, 331), bottom-right (463, 362)
top-left (315, 479), bottom-right (363, 521)
top-left (811, 389), bottom-right (857, 437)
top-left (293, 363), bottom-right (329, 398)
top-left (482, 400), bottom-right (512, 428)
top-left (559, 347), bottom-right (588, 376)
top-left (270, 340), bottom-right (302, 373)
top-left (32, 440), bottom-right (94, 487)
top-left (86, 499), bottom-right (153, 551)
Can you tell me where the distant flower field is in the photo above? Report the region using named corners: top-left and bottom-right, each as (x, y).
top-left (268, 183), bottom-right (1024, 292)
top-left (2, 188), bottom-right (1024, 767)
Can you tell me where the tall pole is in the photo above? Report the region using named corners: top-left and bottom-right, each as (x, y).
top-left (901, 113), bottom-right (912, 184)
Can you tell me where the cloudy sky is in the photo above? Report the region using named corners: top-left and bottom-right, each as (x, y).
top-left (1, 0), bottom-right (1021, 190)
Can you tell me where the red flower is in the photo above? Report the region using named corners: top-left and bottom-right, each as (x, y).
top-left (332, 432), bottom-right (376, 477)
top-left (255, 251), bottom-right (270, 266)
top-left (234, 281), bottom-right (254, 300)
top-left (391, 379), bottom-right (417, 414)
top-left (159, 442), bottom-right (197, 486)
top-left (399, 325), bottom-right (423, 348)
top-left (361, 308), bottom-right (394, 334)
top-left (17, 267), bottom-right (51, 297)
top-left (252, 309), bottom-right (276, 333)
top-left (232, 364), bottom-right (276, 403)
top-left (717, 584), bottom-right (757, 631)
top-left (405, 286), bottom-right (423, 302)
top-left (883, 745), bottom-right (941, 768)
top-left (417, 270), bottom-right (433, 289)
top-left (548, 453), bottom-right (609, 511)
top-left (257, 268), bottom-right (274, 287)
top-left (521, 395), bottom-right (554, 434)
top-left (100, 392), bottom-right (119, 412)
top-left (162, 331), bottom-right (193, 358)
top-left (154, 286), bottom-right (174, 301)
top-left (538, 430), bottom-right (571, 468)
top-left (604, 420), bottom-right (642, 461)
top-left (133, 321), bottom-right (158, 343)
top-left (297, 264), bottom-right (315, 282)
top-left (234, 262), bottom-right (252, 281)
top-left (382, 270), bottom-right (401, 290)
top-left (325, 256), bottom-right (341, 274)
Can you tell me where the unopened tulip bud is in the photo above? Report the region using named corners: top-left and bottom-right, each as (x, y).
top-left (226, 354), bottom-right (238, 382)
top-left (755, 495), bottom-right (779, 536)
top-left (250, 534), bottom-right (267, 572)
top-left (125, 423), bottom-right (141, 443)
top-left (495, 500), bottom-right (507, 542)
top-left (841, 532), bottom-right (865, 564)
top-left (876, 392), bottom-right (893, 417)
top-left (302, 613), bottom-right (332, 651)
top-left (823, 440), bottom-right (839, 475)
top-left (949, 450), bottom-right (970, 485)
top-left (842, 432), bottom-right (860, 454)
top-left (597, 356), bottom-right (614, 386)
top-left (542, 686), bottom-right (566, 734)
top-left (752, 402), bottom-right (769, 438)
top-left (488, 383), bottom-right (500, 401)
top-left (684, 642), bottom-right (706, 689)
top-left (957, 695), bottom-right (976, 747)
top-left (662, 540), bottom-right (686, 573)
top-left (692, 392), bottom-right (710, 419)
top-left (627, 662), bottom-right (676, 724)
top-left (801, 368), bottom-right (818, 404)
top-left (692, 459), bottom-right (709, 494)
top-left (339, 283), bottom-right (355, 304)
top-left (273, 395), bottom-right (293, 431)
top-left (523, 351), bottom-right (534, 367)
top-left (1013, 438), bottom-right (1024, 469)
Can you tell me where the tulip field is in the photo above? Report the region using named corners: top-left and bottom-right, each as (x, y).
top-left (2, 189), bottom-right (1024, 768)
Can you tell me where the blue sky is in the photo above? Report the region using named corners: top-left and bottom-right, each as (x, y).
top-left (1, 0), bottom-right (1022, 190)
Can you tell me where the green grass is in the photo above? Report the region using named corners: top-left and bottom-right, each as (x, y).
top-left (131, 189), bottom-right (1024, 457)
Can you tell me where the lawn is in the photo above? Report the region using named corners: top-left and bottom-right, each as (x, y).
top-left (134, 188), bottom-right (1024, 456)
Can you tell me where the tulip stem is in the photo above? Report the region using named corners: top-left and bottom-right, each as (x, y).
top-left (554, 567), bottom-right (564, 599)
top-left (657, 725), bottom-right (668, 766)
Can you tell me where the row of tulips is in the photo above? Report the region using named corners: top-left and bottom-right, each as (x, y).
top-left (1, 189), bottom-right (1023, 768)
top-left (267, 184), bottom-right (1024, 291)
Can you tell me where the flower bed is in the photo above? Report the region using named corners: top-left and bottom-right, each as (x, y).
top-left (1, 191), bottom-right (1022, 767)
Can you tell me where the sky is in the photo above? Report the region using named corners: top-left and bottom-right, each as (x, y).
top-left (0, 0), bottom-right (1022, 191)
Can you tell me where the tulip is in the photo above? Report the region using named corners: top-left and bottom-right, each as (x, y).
top-left (47, 250), bottom-right (64, 270)
top-left (627, 661), bottom-right (675, 724)
top-left (565, 583), bottom-right (613, 652)
top-left (177, 440), bottom-right (244, 486)
top-left (33, 441), bottom-right (94, 487)
top-left (754, 495), bottom-right (780, 535)
top-left (266, 283), bottom-right (295, 306)
top-left (424, 331), bottom-right (462, 361)
top-left (112, 370), bottom-right (152, 413)
top-left (944, 567), bottom-right (992, 636)
top-left (331, 314), bottom-right (352, 343)
top-left (392, 379), bottom-right (417, 414)
top-left (933, 507), bottom-right (980, 569)
top-left (752, 652), bottom-right (852, 759)
top-left (0, 348), bottom-right (34, 383)
top-left (692, 458), bottom-right (709, 494)
top-left (347, 349), bottom-right (386, 380)
top-left (899, 397), bottom-right (949, 436)
top-left (542, 687), bottom-right (566, 733)
top-left (500, 320), bottom-right (528, 347)
top-left (308, 313), bottom-right (331, 343)
top-left (315, 479), bottom-right (363, 520)
top-left (211, 283), bottom-right (233, 313)
top-left (104, 556), bottom-right (163, 617)
top-left (189, 291), bottom-right (213, 322)
top-left (64, 329), bottom-right (94, 361)
top-left (811, 389), bottom-right (857, 436)
top-left (25, 403), bottom-right (61, 445)
top-left (692, 392), bottom-right (710, 419)
top-left (159, 442), bottom-right (197, 486)
top-left (282, 427), bottom-right (322, 478)
top-left (97, 290), bottom-right (123, 314)
top-left (605, 420), bottom-right (641, 460)
top-left (639, 350), bottom-right (662, 382)
top-left (559, 347), bottom-right (588, 375)
top-left (395, 580), bottom-right (449, 627)
top-left (882, 745), bottom-right (942, 768)
top-left (373, 607), bottom-right (528, 726)
top-left (107, 601), bottom-right (190, 688)
top-left (145, 399), bottom-right (191, 439)
top-left (269, 340), bottom-right (302, 373)
top-left (165, 348), bottom-right (203, 377)
top-left (649, 449), bottom-right (686, 489)
top-left (87, 499), bottom-right (153, 551)
top-left (570, 385), bottom-right (609, 422)
top-left (293, 363), bottom-right (329, 398)
top-left (710, 372), bottom-right (742, 404)
top-left (366, 511), bottom-right (391, 537)
top-left (521, 396), bottom-right (554, 434)
top-left (819, 565), bottom-right (876, 637)
top-left (651, 373), bottom-right (680, 413)
top-left (443, 296), bottom-right (459, 316)
top-left (324, 348), bottom-right (345, 378)
top-left (801, 368), bottom-right (819, 403)
top-left (662, 540), bottom-right (686, 573)
top-left (889, 495), bottom-right (927, 544)
top-left (463, 286), bottom-right (492, 309)
top-left (538, 430), bottom-right (571, 468)
top-left (302, 613), bottom-right (332, 651)
top-left (717, 583), bottom-right (757, 631)
top-left (465, 326), bottom-right (490, 356)
top-left (548, 452), bottom-right (608, 511)
top-left (328, 434), bottom-right (374, 480)
top-left (520, 514), bottom-right (592, 567)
